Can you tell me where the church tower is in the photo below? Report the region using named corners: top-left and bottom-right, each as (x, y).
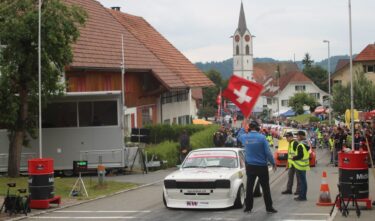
top-left (233, 2), bottom-right (254, 81)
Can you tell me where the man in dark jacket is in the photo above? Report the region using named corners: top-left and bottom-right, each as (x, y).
top-left (179, 130), bottom-right (190, 163)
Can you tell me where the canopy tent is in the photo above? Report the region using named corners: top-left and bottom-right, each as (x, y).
top-left (314, 106), bottom-right (326, 114)
top-left (192, 119), bottom-right (212, 125)
top-left (280, 109), bottom-right (296, 117)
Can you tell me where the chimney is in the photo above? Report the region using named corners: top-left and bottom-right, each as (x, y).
top-left (111, 6), bottom-right (121, 11)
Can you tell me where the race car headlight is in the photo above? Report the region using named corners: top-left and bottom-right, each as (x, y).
top-left (215, 179), bottom-right (231, 188)
top-left (164, 180), bottom-right (177, 189)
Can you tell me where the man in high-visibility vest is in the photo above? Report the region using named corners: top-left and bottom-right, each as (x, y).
top-left (293, 131), bottom-right (310, 201)
top-left (281, 132), bottom-right (300, 195)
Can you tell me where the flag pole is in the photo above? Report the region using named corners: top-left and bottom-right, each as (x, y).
top-left (121, 34), bottom-right (126, 142)
top-left (38, 0), bottom-right (42, 158)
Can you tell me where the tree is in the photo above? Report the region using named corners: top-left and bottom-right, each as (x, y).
top-left (303, 65), bottom-right (328, 92)
top-left (0, 0), bottom-right (86, 177)
top-left (302, 53), bottom-right (314, 69)
top-left (332, 71), bottom-right (375, 114)
top-left (289, 92), bottom-right (318, 115)
top-left (202, 69), bottom-right (224, 108)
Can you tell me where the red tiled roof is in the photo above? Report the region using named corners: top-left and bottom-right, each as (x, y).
top-left (263, 71), bottom-right (312, 97)
top-left (334, 59), bottom-right (349, 73)
top-left (254, 62), bottom-right (299, 77)
top-left (108, 9), bottom-right (214, 88)
top-left (355, 44), bottom-right (375, 61)
top-left (253, 66), bottom-right (270, 84)
top-left (64, 0), bottom-right (186, 89)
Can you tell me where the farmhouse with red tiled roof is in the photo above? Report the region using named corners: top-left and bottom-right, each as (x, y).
top-left (64, 0), bottom-right (213, 130)
top-left (331, 43), bottom-right (375, 85)
top-left (258, 71), bottom-right (328, 116)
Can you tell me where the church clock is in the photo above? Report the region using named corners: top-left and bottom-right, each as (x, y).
top-left (235, 35), bottom-right (240, 42)
top-left (245, 35), bottom-right (250, 42)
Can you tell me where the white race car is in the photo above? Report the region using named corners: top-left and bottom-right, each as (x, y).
top-left (163, 148), bottom-right (247, 209)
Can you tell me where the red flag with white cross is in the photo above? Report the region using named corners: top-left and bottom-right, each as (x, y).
top-left (222, 75), bottom-right (263, 118)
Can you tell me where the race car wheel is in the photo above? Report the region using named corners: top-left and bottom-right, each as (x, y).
top-left (233, 184), bottom-right (245, 209)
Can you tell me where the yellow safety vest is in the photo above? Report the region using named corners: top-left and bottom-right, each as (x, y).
top-left (317, 131), bottom-right (322, 139)
top-left (329, 138), bottom-right (334, 151)
top-left (266, 135), bottom-right (273, 146)
top-left (287, 140), bottom-right (297, 168)
top-left (294, 143), bottom-right (310, 171)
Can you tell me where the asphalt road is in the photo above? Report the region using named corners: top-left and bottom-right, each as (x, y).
top-left (22, 148), bottom-right (352, 221)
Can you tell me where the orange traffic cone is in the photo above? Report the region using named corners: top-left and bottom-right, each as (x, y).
top-left (316, 171), bottom-right (335, 206)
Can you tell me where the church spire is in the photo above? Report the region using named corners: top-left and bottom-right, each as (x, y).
top-left (237, 1), bottom-right (248, 36)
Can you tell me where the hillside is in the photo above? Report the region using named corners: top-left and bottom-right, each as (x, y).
top-left (195, 55), bottom-right (354, 78)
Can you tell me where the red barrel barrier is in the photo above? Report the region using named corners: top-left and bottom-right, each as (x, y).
top-left (338, 151), bottom-right (369, 199)
top-left (28, 158), bottom-right (58, 209)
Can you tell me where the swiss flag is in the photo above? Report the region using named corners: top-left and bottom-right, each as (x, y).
top-left (222, 75), bottom-right (263, 118)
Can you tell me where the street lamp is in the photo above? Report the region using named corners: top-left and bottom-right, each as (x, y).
top-left (323, 40), bottom-right (331, 125)
top-left (348, 0), bottom-right (354, 148)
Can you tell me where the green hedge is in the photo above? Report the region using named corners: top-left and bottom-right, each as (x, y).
top-left (191, 125), bottom-right (219, 149)
top-left (145, 124), bottom-right (206, 144)
top-left (146, 141), bottom-right (179, 167)
top-left (146, 125), bottom-right (219, 167)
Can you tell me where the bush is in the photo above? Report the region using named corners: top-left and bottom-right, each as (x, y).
top-left (146, 141), bottom-right (179, 168)
top-left (191, 125), bottom-right (219, 149)
top-left (146, 125), bottom-right (219, 167)
top-left (145, 124), bottom-right (206, 144)
top-left (309, 116), bottom-right (320, 123)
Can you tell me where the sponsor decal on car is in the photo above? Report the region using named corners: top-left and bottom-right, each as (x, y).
top-left (186, 201), bottom-right (198, 206)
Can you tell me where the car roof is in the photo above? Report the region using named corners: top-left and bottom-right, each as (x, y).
top-left (191, 148), bottom-right (242, 152)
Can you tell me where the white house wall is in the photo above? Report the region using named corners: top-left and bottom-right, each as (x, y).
top-left (161, 98), bottom-right (197, 124)
top-left (273, 82), bottom-right (328, 114)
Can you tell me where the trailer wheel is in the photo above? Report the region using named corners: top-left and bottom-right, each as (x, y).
top-left (62, 170), bottom-right (74, 177)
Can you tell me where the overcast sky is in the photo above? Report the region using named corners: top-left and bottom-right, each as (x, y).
top-left (98, 0), bottom-right (375, 63)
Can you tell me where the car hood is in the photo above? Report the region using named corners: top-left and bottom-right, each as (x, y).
top-left (165, 168), bottom-right (238, 181)
top-left (278, 139), bottom-right (289, 151)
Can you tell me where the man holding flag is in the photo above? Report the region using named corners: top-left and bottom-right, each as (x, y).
top-left (224, 75), bottom-right (277, 214)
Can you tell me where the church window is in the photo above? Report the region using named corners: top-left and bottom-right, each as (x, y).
top-left (236, 45), bottom-right (239, 55)
top-left (245, 45), bottom-right (250, 55)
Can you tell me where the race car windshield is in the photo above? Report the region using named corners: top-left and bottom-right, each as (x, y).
top-left (182, 150), bottom-right (238, 168)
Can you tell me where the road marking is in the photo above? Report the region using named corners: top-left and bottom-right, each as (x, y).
top-left (282, 220), bottom-right (326, 221)
top-left (30, 217), bottom-right (137, 219)
top-left (55, 210), bottom-right (151, 213)
top-left (290, 213), bottom-right (329, 216)
top-left (200, 218), bottom-right (237, 221)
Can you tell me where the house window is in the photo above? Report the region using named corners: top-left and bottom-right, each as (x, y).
top-left (295, 85), bottom-right (306, 91)
top-left (43, 102), bottom-right (78, 128)
top-left (309, 93), bottom-right (320, 100)
top-left (178, 115), bottom-right (190, 125)
top-left (161, 90), bottom-right (188, 104)
top-left (245, 45), bottom-right (250, 55)
top-left (141, 107), bottom-right (152, 126)
top-left (281, 100), bottom-right (289, 107)
top-left (267, 98), bottom-right (272, 105)
top-left (363, 65), bottom-right (375, 73)
top-left (236, 45), bottom-right (239, 55)
top-left (79, 101), bottom-right (118, 127)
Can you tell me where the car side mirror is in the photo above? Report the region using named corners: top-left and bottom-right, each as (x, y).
top-left (176, 165), bottom-right (181, 169)
top-left (275, 146), bottom-right (278, 149)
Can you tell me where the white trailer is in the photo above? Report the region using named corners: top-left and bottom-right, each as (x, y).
top-left (0, 91), bottom-right (129, 175)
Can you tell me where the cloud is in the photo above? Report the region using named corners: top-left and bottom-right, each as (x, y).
top-left (99, 0), bottom-right (375, 62)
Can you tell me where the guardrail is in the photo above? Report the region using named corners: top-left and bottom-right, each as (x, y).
top-left (79, 148), bottom-right (125, 168)
top-left (0, 153), bottom-right (37, 172)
